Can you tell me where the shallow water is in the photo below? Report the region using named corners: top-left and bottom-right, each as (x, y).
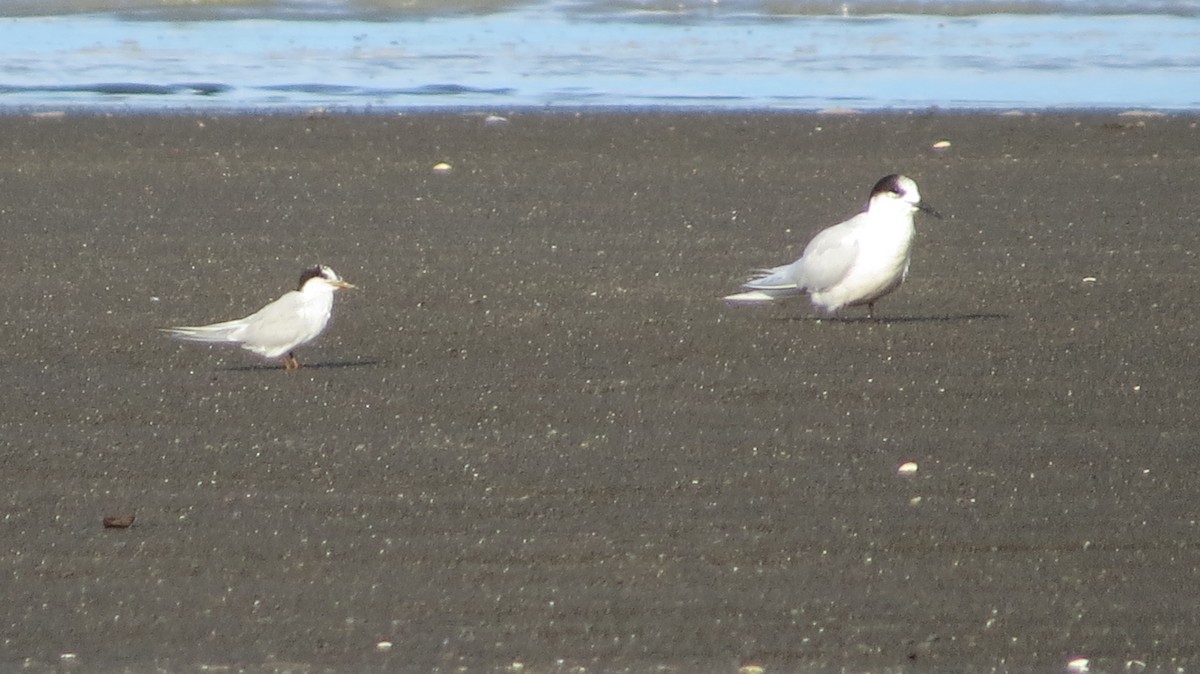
top-left (0, 0), bottom-right (1198, 111)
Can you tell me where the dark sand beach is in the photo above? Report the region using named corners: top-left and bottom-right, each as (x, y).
top-left (1, 111), bottom-right (1198, 672)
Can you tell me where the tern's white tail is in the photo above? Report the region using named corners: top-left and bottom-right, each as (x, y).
top-left (161, 319), bottom-right (247, 344)
top-left (723, 266), bottom-right (802, 303)
top-left (724, 290), bottom-right (779, 303)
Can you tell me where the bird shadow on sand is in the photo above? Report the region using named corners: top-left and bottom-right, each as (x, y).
top-left (220, 359), bottom-right (381, 373)
top-left (775, 312), bottom-right (1008, 324)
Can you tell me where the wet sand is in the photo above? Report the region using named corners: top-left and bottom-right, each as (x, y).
top-left (1, 111), bottom-right (1198, 673)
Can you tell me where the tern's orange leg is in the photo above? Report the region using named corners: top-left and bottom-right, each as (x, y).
top-left (283, 353), bottom-right (301, 370)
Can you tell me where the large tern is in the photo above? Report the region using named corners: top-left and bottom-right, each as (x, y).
top-left (725, 174), bottom-right (941, 317)
top-left (163, 265), bottom-right (355, 370)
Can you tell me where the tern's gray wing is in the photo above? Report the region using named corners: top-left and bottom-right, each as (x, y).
top-left (793, 214), bottom-right (865, 293)
top-left (237, 290), bottom-right (320, 355)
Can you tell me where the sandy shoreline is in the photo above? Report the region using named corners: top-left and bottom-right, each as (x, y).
top-left (1, 111), bottom-right (1198, 672)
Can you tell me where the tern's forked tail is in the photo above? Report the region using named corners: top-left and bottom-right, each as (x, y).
top-left (723, 289), bottom-right (780, 303)
top-left (723, 266), bottom-right (802, 303)
top-left (160, 319), bottom-right (245, 344)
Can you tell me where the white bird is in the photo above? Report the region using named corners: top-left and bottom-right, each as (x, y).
top-left (163, 265), bottom-right (355, 370)
top-left (724, 174), bottom-right (941, 317)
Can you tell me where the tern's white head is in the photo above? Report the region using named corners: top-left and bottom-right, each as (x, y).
top-left (297, 265), bottom-right (356, 293)
top-left (866, 174), bottom-right (942, 219)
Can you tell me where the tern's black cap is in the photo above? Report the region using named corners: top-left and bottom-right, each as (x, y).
top-left (297, 265), bottom-right (338, 291)
top-left (870, 174), bottom-right (906, 198)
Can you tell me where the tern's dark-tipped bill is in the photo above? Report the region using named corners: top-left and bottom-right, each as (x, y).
top-left (919, 201), bottom-right (943, 219)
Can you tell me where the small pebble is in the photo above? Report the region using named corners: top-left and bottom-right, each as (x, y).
top-left (432, 162), bottom-right (452, 174)
top-left (1081, 276), bottom-right (1097, 283)
top-left (375, 640), bottom-right (393, 653)
top-left (898, 462), bottom-right (919, 476)
top-left (103, 514), bottom-right (135, 529)
top-left (1066, 657), bottom-right (1089, 673)
top-left (932, 139), bottom-right (952, 150)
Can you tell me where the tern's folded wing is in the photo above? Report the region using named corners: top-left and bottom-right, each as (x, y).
top-left (794, 218), bottom-right (862, 293)
top-left (237, 291), bottom-right (324, 356)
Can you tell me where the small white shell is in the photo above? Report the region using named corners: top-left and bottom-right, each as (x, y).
top-left (898, 461), bottom-right (919, 476)
top-left (432, 162), bottom-right (452, 174)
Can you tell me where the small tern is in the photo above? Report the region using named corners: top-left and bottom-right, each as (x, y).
top-left (163, 265), bottom-right (355, 370)
top-left (724, 174), bottom-right (941, 317)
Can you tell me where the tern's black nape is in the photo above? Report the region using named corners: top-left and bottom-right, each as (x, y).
top-left (297, 264), bottom-right (337, 291)
top-left (869, 173), bottom-right (906, 199)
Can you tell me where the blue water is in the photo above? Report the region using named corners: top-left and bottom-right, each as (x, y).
top-left (1, 0), bottom-right (1198, 112)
